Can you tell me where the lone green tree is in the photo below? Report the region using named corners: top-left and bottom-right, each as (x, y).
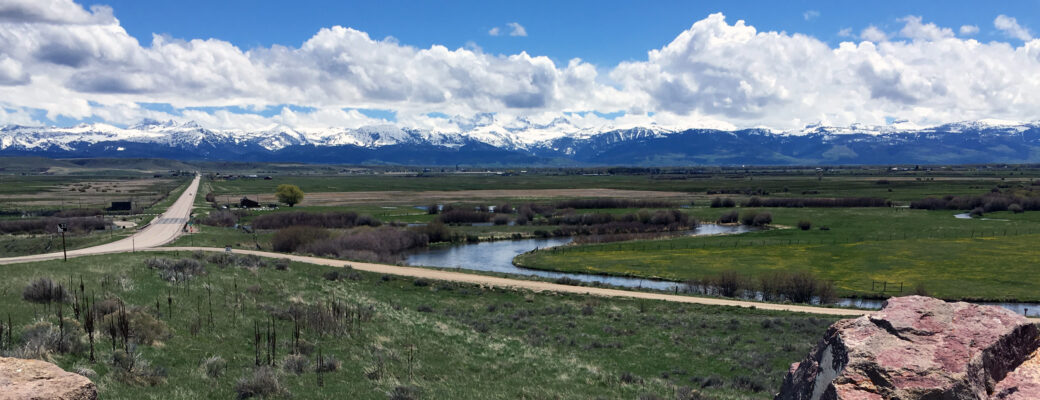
top-left (275, 184), bottom-right (304, 207)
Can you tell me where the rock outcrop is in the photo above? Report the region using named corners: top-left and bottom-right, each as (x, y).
top-left (0, 357), bottom-right (97, 400)
top-left (775, 296), bottom-right (1040, 400)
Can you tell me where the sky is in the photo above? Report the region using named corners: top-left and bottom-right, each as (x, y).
top-left (1, 0), bottom-right (1039, 133)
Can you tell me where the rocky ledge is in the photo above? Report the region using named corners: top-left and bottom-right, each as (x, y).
top-left (775, 296), bottom-right (1040, 400)
top-left (0, 357), bottom-right (97, 400)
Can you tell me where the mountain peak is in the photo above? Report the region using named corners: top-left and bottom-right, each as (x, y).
top-left (2, 119), bottom-right (1039, 165)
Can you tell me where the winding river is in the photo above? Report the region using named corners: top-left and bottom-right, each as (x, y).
top-left (405, 224), bottom-right (1039, 316)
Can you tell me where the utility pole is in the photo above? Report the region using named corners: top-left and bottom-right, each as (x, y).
top-left (57, 223), bottom-right (68, 261)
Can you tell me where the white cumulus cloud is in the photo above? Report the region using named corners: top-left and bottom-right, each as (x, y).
top-left (860, 26), bottom-right (888, 42)
top-left (507, 22), bottom-right (527, 37)
top-left (994, 15), bottom-right (1032, 41)
top-left (959, 25), bottom-right (979, 36)
top-left (899, 16), bottom-right (954, 41)
top-left (1, 2), bottom-right (1040, 134)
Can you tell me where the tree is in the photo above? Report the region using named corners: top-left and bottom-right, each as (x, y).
top-left (275, 184), bottom-right (304, 207)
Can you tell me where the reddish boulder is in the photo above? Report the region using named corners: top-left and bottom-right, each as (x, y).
top-left (0, 357), bottom-right (97, 400)
top-left (775, 296), bottom-right (1040, 400)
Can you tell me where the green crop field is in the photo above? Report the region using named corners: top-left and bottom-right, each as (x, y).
top-left (0, 252), bottom-right (835, 399)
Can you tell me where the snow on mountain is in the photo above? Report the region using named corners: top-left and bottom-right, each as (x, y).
top-left (1, 118), bottom-right (1039, 160)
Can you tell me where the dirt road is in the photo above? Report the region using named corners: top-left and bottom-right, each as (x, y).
top-left (0, 175), bottom-right (201, 265)
top-left (155, 246), bottom-right (874, 318)
top-left (153, 247), bottom-right (1040, 322)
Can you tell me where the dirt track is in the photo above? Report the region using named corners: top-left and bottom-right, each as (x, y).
top-left (231, 188), bottom-right (694, 206)
top-left (154, 246), bottom-right (876, 318)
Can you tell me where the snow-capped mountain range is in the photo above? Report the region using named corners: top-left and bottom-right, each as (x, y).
top-left (2, 118), bottom-right (1040, 166)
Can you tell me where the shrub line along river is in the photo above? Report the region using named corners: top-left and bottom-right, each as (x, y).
top-left (404, 223), bottom-right (1040, 317)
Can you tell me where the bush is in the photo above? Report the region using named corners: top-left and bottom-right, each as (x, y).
top-left (300, 227), bottom-right (428, 262)
top-left (316, 354), bottom-right (341, 372)
top-left (92, 297), bottom-right (124, 317)
top-left (235, 367), bottom-right (284, 399)
top-left (100, 308), bottom-right (169, 346)
top-left (714, 271), bottom-right (743, 297)
top-left (16, 320), bottom-right (84, 358)
top-left (145, 258), bottom-right (206, 282)
top-left (111, 350), bottom-right (167, 386)
top-left (1010, 203), bottom-right (1024, 214)
top-left (759, 271), bottom-right (836, 304)
top-left (201, 210), bottom-right (238, 227)
top-left (0, 216), bottom-right (107, 235)
top-left (717, 211), bottom-right (739, 224)
top-left (741, 197), bottom-right (889, 208)
top-left (438, 210), bottom-right (491, 224)
top-left (271, 226), bottom-right (330, 252)
top-left (128, 309), bottom-right (170, 345)
top-left (281, 354), bottom-right (309, 375)
top-left (207, 253), bottom-right (235, 266)
top-left (752, 212), bottom-right (772, 226)
top-left (411, 220), bottom-right (451, 243)
top-left (739, 211), bottom-right (773, 227)
top-left (322, 270), bottom-right (343, 281)
top-left (970, 207), bottom-right (985, 217)
top-left (254, 211), bottom-right (381, 230)
top-left (22, 278), bottom-right (67, 304)
top-left (492, 215), bottom-right (510, 226)
top-left (797, 220), bottom-right (812, 231)
top-left (201, 356), bottom-right (227, 379)
top-left (710, 198), bottom-right (736, 208)
top-left (389, 386), bottom-right (422, 400)
top-left (495, 203), bottom-right (514, 214)
top-left (910, 192), bottom-right (1040, 212)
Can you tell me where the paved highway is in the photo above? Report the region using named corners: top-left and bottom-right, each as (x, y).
top-left (0, 174), bottom-right (201, 265)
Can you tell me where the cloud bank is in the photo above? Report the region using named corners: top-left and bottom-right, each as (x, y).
top-left (1, 0), bottom-right (1039, 134)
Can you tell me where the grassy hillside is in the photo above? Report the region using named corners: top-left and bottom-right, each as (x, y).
top-left (0, 252), bottom-right (835, 399)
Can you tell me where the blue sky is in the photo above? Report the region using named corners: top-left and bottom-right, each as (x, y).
top-left (1, 0), bottom-right (1039, 133)
top-left (82, 0), bottom-right (1039, 66)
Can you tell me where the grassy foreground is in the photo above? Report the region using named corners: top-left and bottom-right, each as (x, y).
top-left (0, 252), bottom-right (835, 399)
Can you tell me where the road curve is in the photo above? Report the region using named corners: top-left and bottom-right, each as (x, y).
top-left (0, 174), bottom-right (200, 265)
